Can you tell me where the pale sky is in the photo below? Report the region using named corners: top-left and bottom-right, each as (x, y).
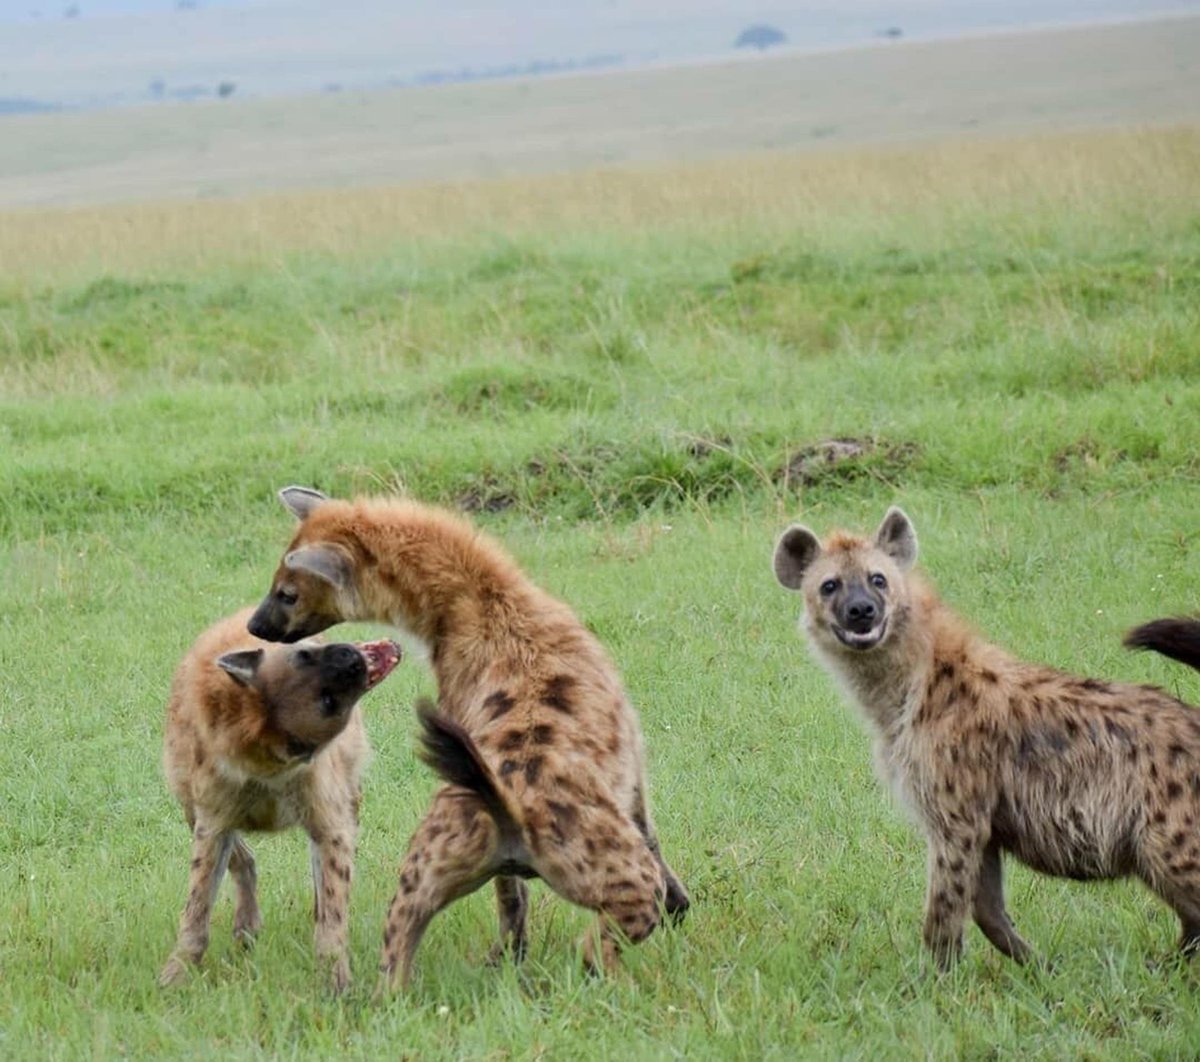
top-left (1, 1), bottom-right (1196, 105)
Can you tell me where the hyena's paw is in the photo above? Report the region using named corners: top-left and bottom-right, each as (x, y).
top-left (484, 937), bottom-right (528, 968)
top-left (580, 930), bottom-right (623, 979)
top-left (232, 904), bottom-right (263, 947)
top-left (328, 957), bottom-right (351, 996)
top-left (158, 954), bottom-right (192, 988)
top-left (372, 968), bottom-right (400, 1002)
top-left (663, 873), bottom-right (691, 927)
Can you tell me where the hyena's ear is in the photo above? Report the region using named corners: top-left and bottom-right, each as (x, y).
top-left (216, 649), bottom-right (264, 688)
top-left (773, 525), bottom-right (822, 590)
top-left (279, 485), bottom-right (328, 522)
top-left (284, 544), bottom-right (352, 590)
top-left (874, 507), bottom-right (918, 570)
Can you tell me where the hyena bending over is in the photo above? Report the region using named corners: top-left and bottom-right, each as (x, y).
top-left (161, 608), bottom-right (400, 991)
top-left (247, 487), bottom-right (689, 989)
top-left (773, 508), bottom-right (1200, 968)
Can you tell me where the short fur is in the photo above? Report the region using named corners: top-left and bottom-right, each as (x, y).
top-left (160, 608), bottom-right (399, 991)
top-left (773, 508), bottom-right (1200, 968)
top-left (249, 489), bottom-right (689, 988)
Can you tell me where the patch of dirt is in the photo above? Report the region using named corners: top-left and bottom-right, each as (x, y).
top-left (777, 437), bottom-right (918, 490)
top-left (456, 485), bottom-right (516, 513)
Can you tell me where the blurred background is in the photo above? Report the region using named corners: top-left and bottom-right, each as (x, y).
top-left (2, 0), bottom-right (1198, 207)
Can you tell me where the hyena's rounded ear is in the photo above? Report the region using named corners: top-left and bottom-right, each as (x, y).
top-left (278, 485), bottom-right (328, 522)
top-left (773, 524), bottom-right (821, 590)
top-left (875, 507), bottom-right (918, 570)
top-left (216, 649), bottom-right (264, 688)
top-left (285, 544), bottom-right (352, 590)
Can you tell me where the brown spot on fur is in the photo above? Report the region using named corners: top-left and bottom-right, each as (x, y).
top-left (525, 756), bottom-right (544, 785)
top-left (484, 690), bottom-right (515, 720)
top-left (540, 675), bottom-right (576, 713)
top-left (547, 800), bottom-right (578, 842)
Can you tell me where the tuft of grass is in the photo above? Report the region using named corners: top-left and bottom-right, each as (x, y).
top-left (1, 126), bottom-right (1198, 1058)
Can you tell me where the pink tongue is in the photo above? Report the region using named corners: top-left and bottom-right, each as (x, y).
top-left (360, 640), bottom-right (402, 687)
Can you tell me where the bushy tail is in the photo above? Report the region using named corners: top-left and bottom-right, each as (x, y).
top-left (415, 698), bottom-right (522, 833)
top-left (1124, 618), bottom-right (1200, 673)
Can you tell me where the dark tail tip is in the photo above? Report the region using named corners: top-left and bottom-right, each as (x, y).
top-left (1124, 618), bottom-right (1200, 673)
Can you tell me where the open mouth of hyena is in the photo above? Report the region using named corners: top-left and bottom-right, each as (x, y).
top-left (357, 639), bottom-right (403, 688)
top-left (831, 618), bottom-right (888, 651)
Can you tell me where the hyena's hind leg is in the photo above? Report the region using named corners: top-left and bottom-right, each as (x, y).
top-left (228, 834), bottom-right (262, 946)
top-left (378, 789), bottom-right (501, 992)
top-left (159, 825), bottom-right (235, 986)
top-left (485, 876), bottom-right (529, 965)
top-left (632, 784), bottom-right (690, 925)
top-left (973, 841), bottom-right (1032, 963)
top-left (1139, 831), bottom-right (1200, 955)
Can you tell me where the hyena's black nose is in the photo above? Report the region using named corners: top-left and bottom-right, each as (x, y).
top-left (845, 596), bottom-right (878, 632)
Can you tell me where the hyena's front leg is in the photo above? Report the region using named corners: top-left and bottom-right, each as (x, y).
top-left (307, 813), bottom-right (358, 994)
top-left (159, 825), bottom-right (235, 987)
top-left (378, 789), bottom-right (499, 993)
top-left (485, 876), bottom-right (529, 965)
top-left (972, 840), bottom-right (1032, 963)
top-left (631, 784), bottom-right (690, 926)
top-left (228, 834), bottom-right (262, 946)
top-left (536, 814), bottom-right (665, 976)
top-left (922, 828), bottom-right (987, 971)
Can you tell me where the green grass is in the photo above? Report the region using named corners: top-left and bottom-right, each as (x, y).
top-left (2, 129), bottom-right (1199, 1059)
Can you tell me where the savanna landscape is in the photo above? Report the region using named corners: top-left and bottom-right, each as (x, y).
top-left (2, 16), bottom-right (1200, 1059)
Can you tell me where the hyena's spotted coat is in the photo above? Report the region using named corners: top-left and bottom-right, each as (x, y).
top-left (247, 487), bottom-right (690, 989)
top-left (773, 508), bottom-right (1200, 968)
top-left (160, 608), bottom-right (400, 991)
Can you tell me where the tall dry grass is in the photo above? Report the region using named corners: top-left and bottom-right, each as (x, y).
top-left (1, 126), bottom-right (1197, 283)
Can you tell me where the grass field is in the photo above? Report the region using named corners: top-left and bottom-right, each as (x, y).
top-left (2, 125), bottom-right (1200, 1059)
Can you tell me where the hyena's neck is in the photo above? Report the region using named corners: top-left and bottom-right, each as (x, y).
top-left (338, 501), bottom-right (556, 682)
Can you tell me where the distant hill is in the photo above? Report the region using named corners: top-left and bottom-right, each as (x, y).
top-left (0, 97), bottom-right (58, 115)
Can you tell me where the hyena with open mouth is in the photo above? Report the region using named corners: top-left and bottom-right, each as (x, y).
top-left (160, 607), bottom-right (401, 992)
top-left (248, 487), bottom-right (689, 990)
top-left (773, 507), bottom-right (1200, 968)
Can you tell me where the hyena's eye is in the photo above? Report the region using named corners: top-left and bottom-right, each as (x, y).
top-left (869, 572), bottom-right (888, 590)
top-left (320, 693), bottom-right (339, 715)
top-left (277, 587), bottom-right (298, 606)
top-left (819, 578), bottom-right (840, 597)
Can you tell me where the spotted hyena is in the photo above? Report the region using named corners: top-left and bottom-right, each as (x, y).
top-left (160, 607), bottom-right (400, 991)
top-left (247, 486), bottom-right (689, 989)
top-left (773, 507), bottom-right (1200, 968)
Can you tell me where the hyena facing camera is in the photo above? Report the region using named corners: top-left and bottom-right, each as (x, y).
top-left (773, 508), bottom-right (1200, 968)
